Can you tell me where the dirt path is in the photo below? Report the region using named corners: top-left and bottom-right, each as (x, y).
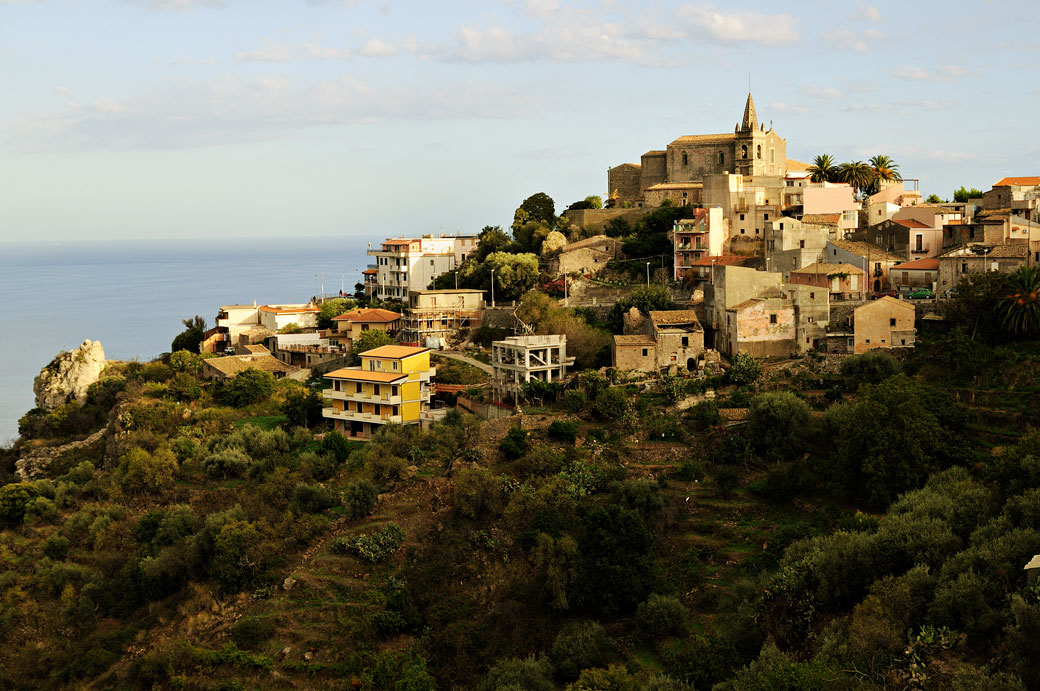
top-left (434, 350), bottom-right (493, 374)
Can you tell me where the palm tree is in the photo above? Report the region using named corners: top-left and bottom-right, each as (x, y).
top-left (836, 160), bottom-right (874, 195)
top-left (1000, 266), bottom-right (1040, 337)
top-left (806, 154), bottom-right (837, 183)
top-left (869, 154), bottom-right (901, 183)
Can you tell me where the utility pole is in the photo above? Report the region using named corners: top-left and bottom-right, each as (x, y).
top-left (490, 268), bottom-right (496, 308)
top-left (340, 274), bottom-right (345, 295)
top-left (454, 271), bottom-right (458, 290)
top-left (646, 261), bottom-right (651, 287)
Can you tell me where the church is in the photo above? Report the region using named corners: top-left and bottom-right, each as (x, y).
top-left (607, 93), bottom-right (787, 207)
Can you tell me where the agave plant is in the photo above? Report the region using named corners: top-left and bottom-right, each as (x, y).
top-left (1000, 266), bottom-right (1040, 337)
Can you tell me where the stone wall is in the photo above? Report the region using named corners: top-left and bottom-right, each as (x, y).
top-left (566, 208), bottom-right (655, 234)
top-left (607, 165), bottom-right (642, 201)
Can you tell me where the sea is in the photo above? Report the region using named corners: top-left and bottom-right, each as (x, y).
top-left (0, 236), bottom-right (379, 443)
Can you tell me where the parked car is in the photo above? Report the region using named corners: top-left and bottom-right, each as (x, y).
top-left (871, 290), bottom-right (899, 300)
top-left (908, 288), bottom-right (935, 300)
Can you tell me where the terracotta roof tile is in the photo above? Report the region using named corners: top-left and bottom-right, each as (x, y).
top-left (691, 254), bottom-right (754, 267)
top-left (892, 258), bottom-right (939, 270)
top-left (332, 308), bottom-right (402, 323)
top-left (894, 219), bottom-right (932, 229)
top-left (324, 368), bottom-right (407, 383)
top-left (360, 345), bottom-right (430, 359)
top-left (994, 176), bottom-right (1040, 187)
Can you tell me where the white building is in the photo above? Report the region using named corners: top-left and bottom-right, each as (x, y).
top-left (367, 234), bottom-right (479, 301)
top-left (491, 335), bottom-right (575, 405)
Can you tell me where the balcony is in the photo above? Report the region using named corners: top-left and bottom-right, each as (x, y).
top-left (323, 407), bottom-right (403, 425)
top-left (324, 388), bottom-right (403, 405)
top-left (910, 246), bottom-right (930, 254)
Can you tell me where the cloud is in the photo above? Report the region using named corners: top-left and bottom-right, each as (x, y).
top-left (411, 23), bottom-right (643, 63)
top-left (358, 37), bottom-right (398, 58)
top-left (801, 85), bottom-right (842, 100)
top-left (675, 3), bottom-right (799, 45)
top-left (823, 28), bottom-right (885, 52)
top-left (304, 43), bottom-right (352, 60)
top-left (121, 0), bottom-right (225, 9)
top-left (854, 3), bottom-right (882, 21)
top-left (171, 57), bottom-right (219, 66)
top-left (891, 65), bottom-right (967, 82)
top-left (235, 42), bottom-right (295, 62)
top-left (4, 76), bottom-right (536, 152)
top-left (770, 101), bottom-right (807, 114)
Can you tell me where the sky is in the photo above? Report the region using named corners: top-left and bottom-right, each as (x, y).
top-left (1, 0), bottom-right (1037, 244)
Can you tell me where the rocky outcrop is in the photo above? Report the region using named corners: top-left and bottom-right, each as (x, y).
top-left (16, 425), bottom-right (109, 480)
top-left (33, 340), bottom-right (106, 410)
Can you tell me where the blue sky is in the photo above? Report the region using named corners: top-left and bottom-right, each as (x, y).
top-left (1, 0), bottom-right (1037, 244)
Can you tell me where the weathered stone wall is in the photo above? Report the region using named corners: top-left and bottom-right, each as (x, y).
top-left (607, 164), bottom-right (642, 202)
top-left (613, 343), bottom-right (655, 372)
top-left (566, 208), bottom-right (654, 234)
top-left (640, 152), bottom-right (668, 190)
top-left (666, 142), bottom-right (736, 183)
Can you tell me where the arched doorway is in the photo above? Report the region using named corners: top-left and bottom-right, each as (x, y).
top-left (873, 279), bottom-right (881, 292)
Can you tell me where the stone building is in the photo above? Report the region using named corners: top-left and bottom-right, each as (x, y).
top-left (702, 172), bottom-right (786, 251)
top-left (607, 94), bottom-right (787, 206)
top-left (982, 176), bottom-right (1040, 221)
top-left (937, 243), bottom-right (1029, 298)
top-left (721, 297), bottom-right (797, 358)
top-left (853, 297), bottom-right (916, 354)
top-left (704, 264), bottom-right (784, 335)
top-left (612, 310), bottom-right (705, 373)
top-left (764, 215), bottom-right (831, 280)
top-left (202, 353), bottom-right (296, 381)
top-left (889, 258), bottom-right (939, 291)
top-left (491, 335), bottom-right (575, 404)
top-left (862, 218), bottom-right (942, 261)
top-left (547, 236), bottom-right (623, 277)
top-left (789, 262), bottom-right (865, 301)
top-left (824, 240), bottom-right (904, 294)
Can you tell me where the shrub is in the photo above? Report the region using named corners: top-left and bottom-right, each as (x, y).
top-left (117, 447), bottom-right (178, 495)
top-left (841, 351), bottom-right (901, 389)
top-left (0, 483), bottom-right (39, 525)
top-left (23, 496), bottom-right (59, 524)
top-left (203, 448), bottom-right (251, 480)
top-left (592, 387), bottom-right (630, 422)
top-left (480, 655), bottom-right (554, 691)
top-left (550, 620), bottom-right (611, 682)
top-left (42, 533), bottom-right (70, 560)
top-left (341, 523), bottom-right (404, 563)
top-left (216, 369), bottom-right (275, 408)
top-left (673, 458), bottom-right (705, 482)
top-left (637, 594), bottom-right (688, 640)
top-left (728, 352), bottom-right (761, 385)
top-left (547, 420), bottom-right (578, 444)
top-left (344, 480), bottom-right (378, 520)
top-left (747, 392), bottom-right (811, 461)
top-left (231, 616), bottom-right (276, 649)
top-left (500, 426), bottom-right (530, 459)
top-left (454, 469), bottom-right (507, 520)
top-left (211, 520), bottom-right (265, 592)
top-left (615, 479), bottom-right (663, 517)
top-left (292, 483), bottom-right (338, 514)
top-left (282, 387), bottom-right (323, 428)
top-left (167, 372), bottom-right (203, 402)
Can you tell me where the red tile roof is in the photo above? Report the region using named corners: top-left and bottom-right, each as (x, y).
top-left (894, 218), bottom-right (931, 229)
top-left (333, 308), bottom-right (402, 323)
top-left (994, 176), bottom-right (1040, 187)
top-left (892, 258), bottom-right (939, 271)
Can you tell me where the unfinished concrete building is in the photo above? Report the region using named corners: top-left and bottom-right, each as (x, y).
top-left (400, 289), bottom-right (485, 349)
top-left (491, 335), bottom-right (575, 404)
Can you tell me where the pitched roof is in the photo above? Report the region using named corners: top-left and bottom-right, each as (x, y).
top-left (828, 240), bottom-right (904, 262)
top-left (611, 162), bottom-right (641, 170)
top-left (332, 308), bottom-right (402, 323)
top-left (669, 133), bottom-right (737, 146)
top-left (858, 296), bottom-right (914, 312)
top-left (791, 262), bottom-right (865, 276)
top-left (242, 344), bottom-right (270, 354)
top-left (994, 176), bottom-right (1040, 187)
top-left (786, 158), bottom-right (810, 171)
top-left (645, 182), bottom-right (704, 190)
top-left (802, 213), bottom-right (842, 225)
top-left (649, 309), bottom-right (702, 326)
top-left (360, 345), bottom-right (430, 359)
top-left (728, 296), bottom-right (790, 312)
top-left (324, 368), bottom-right (407, 383)
top-left (892, 258), bottom-right (940, 270)
top-left (204, 354), bottom-right (294, 377)
top-left (561, 235), bottom-right (620, 253)
top-left (990, 243), bottom-right (1030, 258)
top-left (613, 335), bottom-right (655, 346)
top-left (894, 218), bottom-right (932, 229)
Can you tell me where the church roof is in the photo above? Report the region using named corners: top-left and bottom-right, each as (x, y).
top-left (669, 133), bottom-right (737, 146)
top-left (741, 92), bottom-right (758, 131)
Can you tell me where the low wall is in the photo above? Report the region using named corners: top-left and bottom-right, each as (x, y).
top-left (565, 208), bottom-right (655, 233)
top-left (457, 395), bottom-right (515, 420)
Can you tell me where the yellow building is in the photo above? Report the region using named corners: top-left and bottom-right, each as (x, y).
top-left (322, 345), bottom-right (435, 440)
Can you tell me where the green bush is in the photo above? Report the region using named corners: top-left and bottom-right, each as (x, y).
top-left (728, 352), bottom-right (761, 385)
top-left (480, 655), bottom-right (554, 691)
top-left (592, 387), bottom-right (630, 422)
top-left (0, 483), bottom-right (39, 525)
top-left (712, 467), bottom-right (740, 498)
top-left (292, 483), bottom-right (338, 514)
top-left (841, 351), bottom-right (901, 389)
top-left (344, 480), bottom-right (378, 520)
top-left (547, 420), bottom-right (578, 444)
top-left (216, 369), bottom-right (275, 408)
top-left (453, 469), bottom-right (507, 520)
top-left (747, 392), bottom-right (811, 461)
top-left (636, 594), bottom-right (688, 640)
top-left (549, 620), bottom-right (611, 682)
top-left (500, 426), bottom-right (530, 459)
top-left (203, 448), bottom-right (251, 479)
top-left (673, 458), bottom-right (705, 482)
top-left (42, 533), bottom-right (70, 560)
top-left (340, 523), bottom-right (404, 563)
top-left (231, 616), bottom-right (276, 649)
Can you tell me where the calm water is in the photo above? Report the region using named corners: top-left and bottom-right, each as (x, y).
top-left (0, 236), bottom-right (378, 443)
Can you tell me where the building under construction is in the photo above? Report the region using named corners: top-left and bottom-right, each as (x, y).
top-left (400, 289), bottom-right (486, 348)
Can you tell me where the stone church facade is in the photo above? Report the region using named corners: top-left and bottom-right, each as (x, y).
top-left (608, 94), bottom-right (787, 206)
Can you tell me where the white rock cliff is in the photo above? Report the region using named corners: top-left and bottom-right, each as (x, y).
top-left (33, 340), bottom-right (107, 410)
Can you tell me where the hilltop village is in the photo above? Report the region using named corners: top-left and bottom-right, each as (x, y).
top-left (5, 96), bottom-right (1040, 689)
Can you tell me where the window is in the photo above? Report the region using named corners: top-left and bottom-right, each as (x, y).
top-left (810, 292), bottom-right (815, 298)
top-left (681, 336), bottom-right (689, 347)
top-left (961, 262), bottom-right (968, 273)
top-left (757, 144), bottom-right (762, 159)
top-left (770, 148), bottom-right (775, 163)
top-left (355, 382), bottom-right (362, 393)
top-left (866, 339), bottom-right (871, 344)
top-left (718, 151), bottom-right (724, 165)
top-left (740, 228), bottom-right (745, 235)
top-left (682, 152), bottom-right (688, 166)
top-left (740, 213), bottom-right (745, 221)
top-left (780, 222), bottom-right (784, 230)
top-left (890, 318), bottom-right (896, 326)
top-left (769, 314), bottom-right (777, 324)
top-left (641, 348), bottom-right (649, 357)
top-left (741, 144), bottom-right (748, 159)
top-left (392, 361), bottom-right (398, 370)
top-left (764, 213), bottom-right (770, 220)
top-left (799, 240), bottom-right (805, 249)
top-left (393, 405), bottom-right (399, 416)
top-left (808, 316), bottom-right (814, 323)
